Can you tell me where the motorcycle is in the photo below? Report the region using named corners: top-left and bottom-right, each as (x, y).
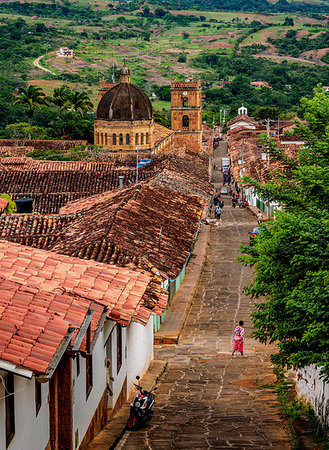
top-left (126, 376), bottom-right (157, 430)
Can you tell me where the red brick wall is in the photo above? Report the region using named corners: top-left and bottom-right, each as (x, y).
top-left (173, 132), bottom-right (202, 153)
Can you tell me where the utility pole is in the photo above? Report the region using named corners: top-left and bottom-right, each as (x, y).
top-left (136, 146), bottom-right (139, 184)
top-left (266, 118), bottom-right (271, 220)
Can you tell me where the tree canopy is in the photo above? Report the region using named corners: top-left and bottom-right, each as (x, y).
top-left (239, 87), bottom-right (329, 379)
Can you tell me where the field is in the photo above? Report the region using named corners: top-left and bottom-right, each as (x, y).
top-left (1, 0), bottom-right (329, 129)
top-left (19, 8), bottom-right (328, 96)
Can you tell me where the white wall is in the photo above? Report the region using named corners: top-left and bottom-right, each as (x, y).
top-left (126, 317), bottom-right (154, 398)
top-left (72, 329), bottom-right (107, 449)
top-left (0, 371), bottom-right (49, 450)
top-left (296, 365), bottom-right (329, 428)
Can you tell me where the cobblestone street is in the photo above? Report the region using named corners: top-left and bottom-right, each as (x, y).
top-left (115, 205), bottom-right (291, 449)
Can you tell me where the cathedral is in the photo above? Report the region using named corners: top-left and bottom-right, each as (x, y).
top-left (94, 63), bottom-right (202, 154)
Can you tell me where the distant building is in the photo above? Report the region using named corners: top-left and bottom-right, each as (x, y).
top-left (56, 47), bottom-right (75, 58)
top-left (251, 81), bottom-right (272, 89)
top-left (94, 64), bottom-right (203, 154)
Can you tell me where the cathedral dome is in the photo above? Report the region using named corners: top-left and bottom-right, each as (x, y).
top-left (96, 82), bottom-right (153, 122)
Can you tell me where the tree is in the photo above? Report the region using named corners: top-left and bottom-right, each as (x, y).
top-left (13, 85), bottom-right (48, 131)
top-left (239, 87), bottom-right (329, 379)
top-left (6, 122), bottom-right (48, 140)
top-left (50, 86), bottom-right (71, 116)
top-left (64, 91), bottom-right (93, 117)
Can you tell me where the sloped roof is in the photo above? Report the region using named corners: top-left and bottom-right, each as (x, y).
top-left (0, 277), bottom-right (105, 375)
top-left (227, 114), bottom-right (258, 128)
top-left (0, 161), bottom-right (155, 214)
top-left (0, 213), bottom-right (76, 248)
top-left (154, 123), bottom-right (174, 146)
top-left (55, 183), bottom-right (204, 279)
top-left (0, 241), bottom-right (167, 326)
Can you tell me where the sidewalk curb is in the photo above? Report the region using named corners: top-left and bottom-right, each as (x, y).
top-left (154, 224), bottom-right (210, 345)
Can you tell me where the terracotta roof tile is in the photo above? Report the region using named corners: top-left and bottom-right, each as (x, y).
top-left (0, 240), bottom-right (168, 374)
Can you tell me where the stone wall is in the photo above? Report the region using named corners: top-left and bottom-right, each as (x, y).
top-left (296, 365), bottom-right (329, 429)
top-left (173, 132), bottom-right (202, 153)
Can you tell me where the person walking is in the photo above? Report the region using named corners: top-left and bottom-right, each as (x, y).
top-left (257, 211), bottom-right (263, 225)
top-left (215, 205), bottom-right (222, 220)
top-left (231, 320), bottom-right (246, 357)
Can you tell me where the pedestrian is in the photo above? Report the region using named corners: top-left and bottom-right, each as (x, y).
top-left (213, 194), bottom-right (219, 206)
top-left (231, 320), bottom-right (246, 357)
top-left (219, 198), bottom-right (224, 208)
top-left (215, 205), bottom-right (222, 219)
top-left (257, 211), bottom-right (263, 225)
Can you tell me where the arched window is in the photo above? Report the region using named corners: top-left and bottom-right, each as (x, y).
top-left (135, 134), bottom-right (139, 145)
top-left (113, 133), bottom-right (117, 145)
top-left (105, 133), bottom-right (108, 146)
top-left (146, 132), bottom-right (149, 144)
top-left (101, 133), bottom-right (104, 145)
top-left (119, 133), bottom-right (123, 145)
top-left (182, 115), bottom-right (189, 129)
top-left (126, 133), bottom-right (130, 145)
top-left (141, 133), bottom-right (144, 145)
top-left (182, 97), bottom-right (188, 107)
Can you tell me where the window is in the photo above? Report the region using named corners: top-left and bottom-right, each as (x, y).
top-left (135, 134), bottom-right (138, 145)
top-left (126, 133), bottom-right (130, 145)
top-left (146, 133), bottom-right (149, 144)
top-left (117, 324), bottom-right (122, 374)
top-left (119, 133), bottom-right (123, 145)
top-left (105, 133), bottom-right (108, 146)
top-left (182, 115), bottom-right (189, 129)
top-left (5, 373), bottom-right (15, 448)
top-left (182, 97), bottom-right (188, 107)
top-left (140, 133), bottom-right (144, 145)
top-left (113, 133), bottom-right (116, 145)
top-left (35, 379), bottom-right (41, 416)
top-left (86, 355), bottom-right (93, 398)
top-left (76, 354), bottom-right (80, 377)
top-left (101, 133), bottom-right (103, 145)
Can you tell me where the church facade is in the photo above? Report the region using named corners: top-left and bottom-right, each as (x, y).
top-left (94, 64), bottom-right (202, 154)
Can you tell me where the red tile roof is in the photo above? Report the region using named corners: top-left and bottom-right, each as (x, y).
top-left (55, 183), bottom-right (204, 279)
top-left (227, 114), bottom-right (258, 128)
top-left (0, 162), bottom-right (155, 214)
top-left (0, 214), bottom-right (76, 248)
top-left (153, 123), bottom-right (174, 146)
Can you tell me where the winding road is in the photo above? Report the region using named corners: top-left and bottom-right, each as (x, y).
top-left (33, 54), bottom-right (56, 75)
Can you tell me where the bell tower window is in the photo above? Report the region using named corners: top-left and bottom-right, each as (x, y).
top-left (126, 134), bottom-right (130, 145)
top-left (119, 133), bottom-right (123, 145)
top-left (182, 115), bottom-right (189, 130)
top-left (182, 97), bottom-right (188, 107)
top-left (112, 133), bottom-right (116, 145)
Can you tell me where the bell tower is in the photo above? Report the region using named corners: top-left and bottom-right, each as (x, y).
top-left (171, 78), bottom-right (202, 152)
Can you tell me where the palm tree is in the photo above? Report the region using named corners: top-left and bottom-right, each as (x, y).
top-left (13, 85), bottom-right (48, 127)
top-left (66, 91), bottom-right (93, 117)
top-left (50, 86), bottom-right (70, 117)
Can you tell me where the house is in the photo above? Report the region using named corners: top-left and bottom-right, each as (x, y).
top-left (0, 159), bottom-right (155, 214)
top-left (0, 241), bottom-right (167, 449)
top-left (227, 106), bottom-right (258, 132)
top-left (250, 81), bottom-right (272, 89)
top-left (56, 47), bottom-right (75, 58)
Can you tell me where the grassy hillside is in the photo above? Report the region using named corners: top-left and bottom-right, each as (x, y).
top-left (1, 0), bottom-right (329, 135)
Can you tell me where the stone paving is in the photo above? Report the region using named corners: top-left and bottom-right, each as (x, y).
top-left (108, 205), bottom-right (291, 449)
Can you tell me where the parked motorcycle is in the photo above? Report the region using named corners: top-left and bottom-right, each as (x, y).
top-left (126, 376), bottom-right (157, 430)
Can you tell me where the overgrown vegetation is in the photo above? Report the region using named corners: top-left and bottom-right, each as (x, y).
top-left (239, 87), bottom-right (329, 379)
top-left (269, 366), bottom-right (329, 449)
